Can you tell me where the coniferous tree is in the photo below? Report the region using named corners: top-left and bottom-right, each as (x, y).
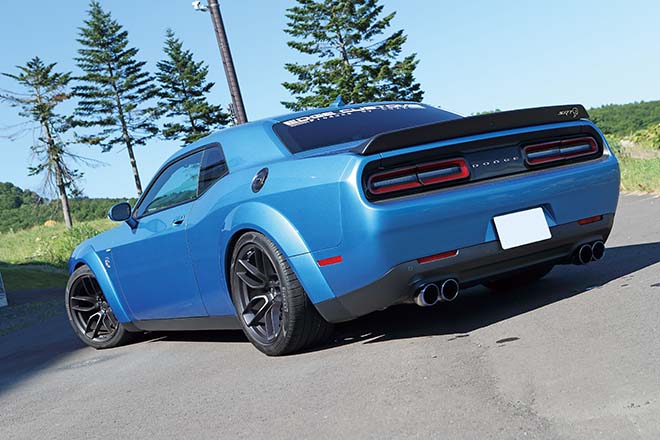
top-left (74, 1), bottom-right (158, 195)
top-left (1, 57), bottom-right (81, 228)
top-left (282, 0), bottom-right (424, 111)
top-left (156, 29), bottom-right (230, 146)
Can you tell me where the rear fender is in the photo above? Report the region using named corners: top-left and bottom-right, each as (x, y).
top-left (223, 202), bottom-right (337, 304)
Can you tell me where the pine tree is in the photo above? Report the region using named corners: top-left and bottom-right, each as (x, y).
top-left (74, 1), bottom-right (158, 195)
top-left (1, 57), bottom-right (81, 228)
top-left (156, 29), bottom-right (230, 146)
top-left (282, 0), bottom-right (424, 111)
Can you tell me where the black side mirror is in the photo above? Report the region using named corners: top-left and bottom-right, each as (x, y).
top-left (108, 202), bottom-right (138, 229)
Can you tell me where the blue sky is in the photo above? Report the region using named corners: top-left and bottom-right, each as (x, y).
top-left (1, 0), bottom-right (659, 198)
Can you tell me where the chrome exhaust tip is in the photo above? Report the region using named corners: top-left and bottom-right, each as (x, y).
top-left (576, 244), bottom-right (593, 265)
top-left (440, 279), bottom-right (460, 302)
top-left (591, 241), bottom-right (605, 261)
top-left (414, 283), bottom-right (440, 307)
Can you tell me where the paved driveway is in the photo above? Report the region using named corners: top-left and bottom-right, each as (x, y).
top-left (1, 194), bottom-right (659, 439)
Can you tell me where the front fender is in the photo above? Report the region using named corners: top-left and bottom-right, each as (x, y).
top-left (68, 244), bottom-right (132, 323)
top-left (222, 202), bottom-right (337, 304)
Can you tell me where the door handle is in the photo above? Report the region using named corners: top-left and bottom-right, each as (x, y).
top-left (172, 216), bottom-right (185, 226)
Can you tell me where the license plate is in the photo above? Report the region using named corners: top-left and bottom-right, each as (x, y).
top-left (493, 207), bottom-right (551, 250)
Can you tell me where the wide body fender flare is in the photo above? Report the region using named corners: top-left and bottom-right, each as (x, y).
top-left (222, 202), bottom-right (338, 305)
top-left (68, 244), bottom-right (133, 323)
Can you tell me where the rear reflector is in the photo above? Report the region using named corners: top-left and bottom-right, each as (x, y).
top-left (417, 249), bottom-right (459, 264)
top-left (317, 256), bottom-right (343, 266)
top-left (368, 158), bottom-right (469, 196)
top-left (578, 215), bottom-right (603, 225)
top-left (523, 137), bottom-right (598, 166)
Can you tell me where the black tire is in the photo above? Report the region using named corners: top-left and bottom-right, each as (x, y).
top-left (483, 263), bottom-right (554, 292)
top-left (65, 266), bottom-right (134, 349)
top-left (230, 231), bottom-right (333, 356)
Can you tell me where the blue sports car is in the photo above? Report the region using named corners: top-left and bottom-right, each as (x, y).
top-left (66, 102), bottom-right (620, 355)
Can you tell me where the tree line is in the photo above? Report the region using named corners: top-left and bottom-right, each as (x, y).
top-left (1, 0), bottom-right (423, 229)
top-left (0, 182), bottom-right (135, 233)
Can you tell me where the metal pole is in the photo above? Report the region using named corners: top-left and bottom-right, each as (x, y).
top-left (207, 0), bottom-right (248, 124)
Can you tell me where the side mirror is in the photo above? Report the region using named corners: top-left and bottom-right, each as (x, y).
top-left (108, 202), bottom-right (138, 229)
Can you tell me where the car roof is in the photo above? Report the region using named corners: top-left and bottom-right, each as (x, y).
top-left (162, 101), bottom-right (430, 171)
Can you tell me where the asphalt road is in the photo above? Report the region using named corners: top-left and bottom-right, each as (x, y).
top-left (1, 194), bottom-right (659, 439)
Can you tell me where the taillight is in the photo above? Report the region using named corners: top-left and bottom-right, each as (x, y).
top-left (368, 158), bottom-right (469, 196)
top-left (523, 137), bottom-right (598, 166)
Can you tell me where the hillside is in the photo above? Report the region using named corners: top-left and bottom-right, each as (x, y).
top-left (0, 182), bottom-right (133, 233)
top-left (589, 100), bottom-right (660, 137)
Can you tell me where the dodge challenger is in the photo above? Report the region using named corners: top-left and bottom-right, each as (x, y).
top-left (66, 102), bottom-right (620, 355)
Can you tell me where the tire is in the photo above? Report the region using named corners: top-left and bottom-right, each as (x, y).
top-left (65, 266), bottom-right (134, 349)
top-left (483, 263), bottom-right (554, 292)
top-left (230, 231), bottom-right (333, 356)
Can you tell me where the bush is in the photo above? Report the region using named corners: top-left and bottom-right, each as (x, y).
top-left (0, 219), bottom-right (115, 268)
top-left (34, 223), bottom-right (105, 267)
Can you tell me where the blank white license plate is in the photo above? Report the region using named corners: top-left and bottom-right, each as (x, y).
top-left (493, 207), bottom-right (551, 250)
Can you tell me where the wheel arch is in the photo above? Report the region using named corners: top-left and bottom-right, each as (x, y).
top-left (221, 202), bottom-right (337, 306)
top-left (67, 245), bottom-right (132, 323)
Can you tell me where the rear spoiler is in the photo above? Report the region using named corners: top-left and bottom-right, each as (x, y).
top-left (353, 104), bottom-right (590, 156)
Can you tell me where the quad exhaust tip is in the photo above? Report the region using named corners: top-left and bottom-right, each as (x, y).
top-left (574, 241), bottom-right (605, 265)
top-left (440, 279), bottom-right (460, 302)
top-left (577, 244), bottom-right (593, 265)
top-left (414, 283), bottom-right (440, 307)
top-left (414, 279), bottom-right (460, 307)
top-left (591, 241), bottom-right (605, 261)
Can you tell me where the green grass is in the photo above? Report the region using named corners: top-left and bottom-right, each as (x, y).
top-left (0, 218), bottom-right (115, 268)
top-left (1, 265), bottom-right (69, 291)
top-left (619, 157), bottom-right (660, 192)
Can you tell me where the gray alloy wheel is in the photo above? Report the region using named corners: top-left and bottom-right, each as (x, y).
top-left (230, 232), bottom-right (333, 356)
top-left (65, 266), bottom-right (134, 349)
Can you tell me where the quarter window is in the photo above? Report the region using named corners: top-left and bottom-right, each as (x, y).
top-left (198, 146), bottom-right (228, 195)
top-left (138, 152), bottom-right (203, 217)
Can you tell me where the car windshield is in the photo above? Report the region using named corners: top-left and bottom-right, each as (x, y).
top-left (273, 103), bottom-right (460, 153)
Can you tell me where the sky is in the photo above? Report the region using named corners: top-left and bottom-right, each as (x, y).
top-left (1, 0), bottom-right (659, 198)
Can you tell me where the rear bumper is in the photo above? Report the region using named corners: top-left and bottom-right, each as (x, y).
top-left (315, 214), bottom-right (614, 322)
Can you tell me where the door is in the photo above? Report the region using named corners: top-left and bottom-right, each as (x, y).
top-left (112, 151), bottom-right (208, 321)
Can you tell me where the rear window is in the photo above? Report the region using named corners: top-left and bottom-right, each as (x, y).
top-left (273, 103), bottom-right (460, 153)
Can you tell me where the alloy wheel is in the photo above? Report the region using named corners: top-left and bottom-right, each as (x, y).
top-left (69, 274), bottom-right (119, 342)
top-left (234, 243), bottom-right (285, 344)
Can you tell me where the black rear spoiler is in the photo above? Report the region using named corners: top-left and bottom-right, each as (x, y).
top-left (353, 104), bottom-right (590, 156)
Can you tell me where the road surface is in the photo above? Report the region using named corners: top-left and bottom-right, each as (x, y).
top-left (1, 194), bottom-right (659, 439)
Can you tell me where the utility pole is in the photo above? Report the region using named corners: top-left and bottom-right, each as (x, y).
top-left (194, 1), bottom-right (248, 125)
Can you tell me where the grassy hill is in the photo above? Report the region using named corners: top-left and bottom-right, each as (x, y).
top-left (590, 100), bottom-right (660, 137)
top-left (0, 218), bottom-right (115, 268)
top-left (0, 182), bottom-right (134, 233)
top-left (0, 218), bottom-right (116, 291)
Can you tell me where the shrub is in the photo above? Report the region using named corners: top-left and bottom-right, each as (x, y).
top-left (35, 223), bottom-right (105, 267)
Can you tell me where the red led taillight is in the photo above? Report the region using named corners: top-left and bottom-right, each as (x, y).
top-left (523, 137), bottom-right (598, 166)
top-left (368, 158), bottom-right (469, 196)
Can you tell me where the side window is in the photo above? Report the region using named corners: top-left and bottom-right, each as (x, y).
top-left (198, 146), bottom-right (228, 195)
top-left (137, 152), bottom-right (203, 217)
